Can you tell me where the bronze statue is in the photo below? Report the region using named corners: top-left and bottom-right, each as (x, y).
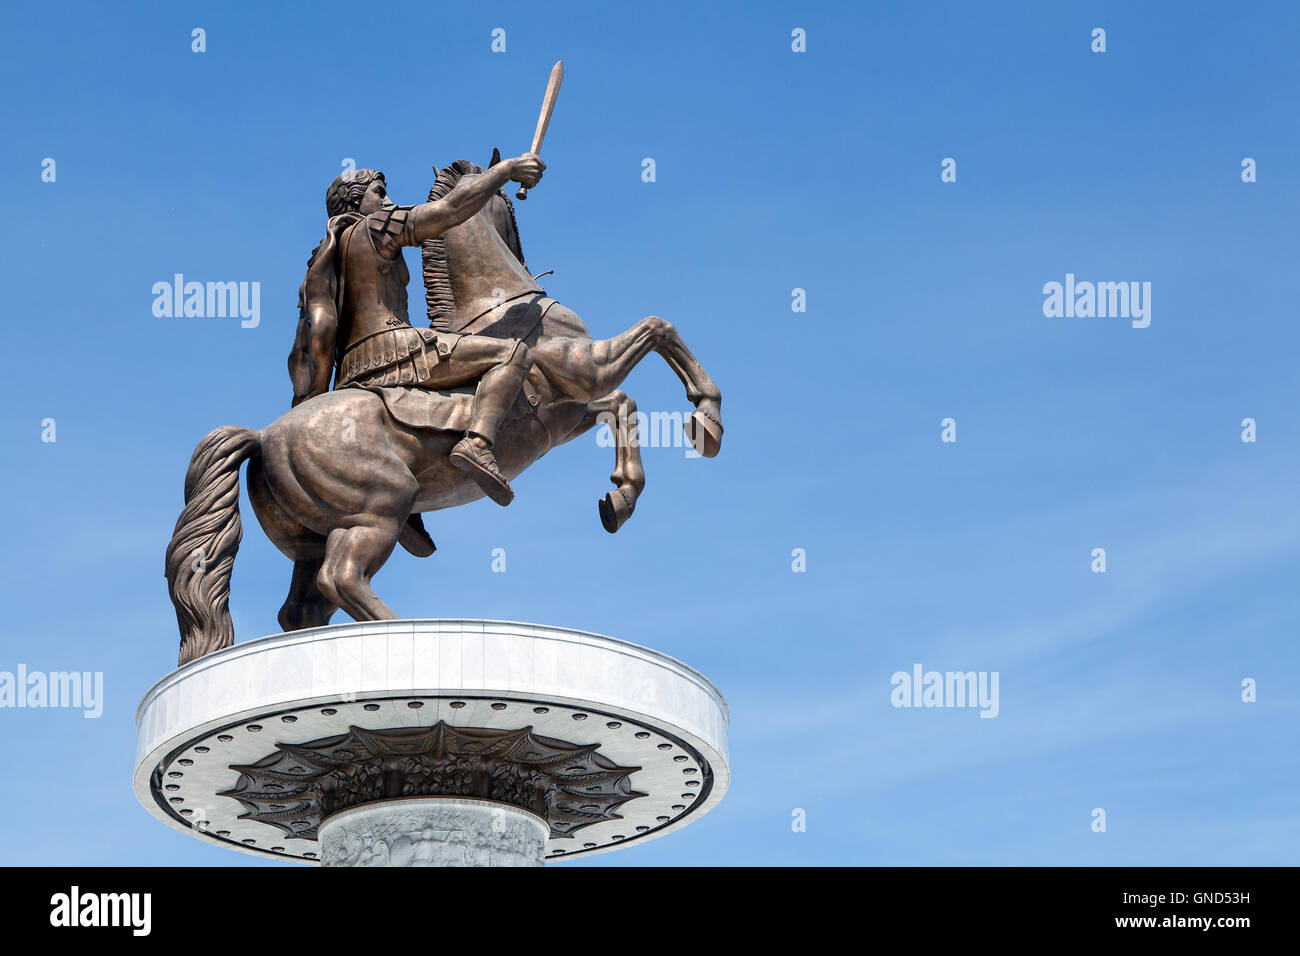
top-left (291, 160), bottom-right (542, 506)
top-left (164, 79), bottom-right (723, 667)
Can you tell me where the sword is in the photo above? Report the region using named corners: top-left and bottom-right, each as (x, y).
top-left (516, 60), bottom-right (563, 201)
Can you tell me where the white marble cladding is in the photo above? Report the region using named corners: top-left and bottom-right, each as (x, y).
top-left (136, 620), bottom-right (728, 765)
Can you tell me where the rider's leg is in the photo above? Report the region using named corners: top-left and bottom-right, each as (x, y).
top-left (419, 336), bottom-right (533, 443)
top-left (418, 336), bottom-right (533, 505)
top-left (464, 340), bottom-right (532, 447)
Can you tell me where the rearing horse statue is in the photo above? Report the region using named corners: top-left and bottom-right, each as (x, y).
top-left (164, 156), bottom-right (723, 665)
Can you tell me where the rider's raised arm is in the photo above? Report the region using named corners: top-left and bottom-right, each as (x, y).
top-left (399, 154), bottom-right (543, 246)
top-left (400, 162), bottom-right (515, 245)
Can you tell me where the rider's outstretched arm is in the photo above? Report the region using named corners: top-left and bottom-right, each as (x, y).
top-left (401, 153), bottom-right (544, 246)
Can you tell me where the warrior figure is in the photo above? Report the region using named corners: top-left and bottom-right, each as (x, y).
top-left (289, 154), bottom-right (545, 505)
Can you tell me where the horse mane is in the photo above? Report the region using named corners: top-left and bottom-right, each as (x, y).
top-left (422, 160), bottom-right (526, 330)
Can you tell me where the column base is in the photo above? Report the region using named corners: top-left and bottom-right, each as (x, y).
top-left (319, 797), bottom-right (548, 867)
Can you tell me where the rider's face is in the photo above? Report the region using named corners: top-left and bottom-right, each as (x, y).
top-left (357, 178), bottom-right (392, 215)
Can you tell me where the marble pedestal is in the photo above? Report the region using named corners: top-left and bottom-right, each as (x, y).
top-left (133, 620), bottom-right (729, 865)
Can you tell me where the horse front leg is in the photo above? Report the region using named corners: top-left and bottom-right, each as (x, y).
top-left (533, 315), bottom-right (724, 457)
top-left (651, 317), bottom-right (724, 458)
top-left (560, 391), bottom-right (646, 533)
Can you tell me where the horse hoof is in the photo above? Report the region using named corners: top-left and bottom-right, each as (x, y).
top-left (598, 488), bottom-right (636, 534)
top-left (685, 405), bottom-right (723, 458)
top-left (398, 513), bottom-right (436, 558)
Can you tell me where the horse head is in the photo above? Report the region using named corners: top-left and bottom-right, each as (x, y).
top-left (485, 148), bottom-right (526, 268)
top-left (430, 153), bottom-right (526, 267)
top-left (423, 155), bottom-right (536, 330)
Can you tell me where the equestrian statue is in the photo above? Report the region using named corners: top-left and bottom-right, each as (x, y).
top-left (163, 64), bottom-right (724, 665)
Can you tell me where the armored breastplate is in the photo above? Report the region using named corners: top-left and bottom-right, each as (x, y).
top-left (339, 216), bottom-right (413, 348)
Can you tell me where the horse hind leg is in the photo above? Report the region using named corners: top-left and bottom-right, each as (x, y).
top-left (247, 456), bottom-right (339, 631)
top-left (316, 517), bottom-right (405, 622)
top-left (278, 554), bottom-right (338, 632)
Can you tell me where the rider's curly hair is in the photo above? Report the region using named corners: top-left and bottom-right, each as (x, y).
top-left (325, 169), bottom-right (384, 217)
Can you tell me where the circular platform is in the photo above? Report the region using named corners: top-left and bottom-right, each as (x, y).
top-left (134, 619), bottom-right (730, 864)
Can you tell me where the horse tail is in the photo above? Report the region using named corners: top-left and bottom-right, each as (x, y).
top-left (164, 425), bottom-right (262, 666)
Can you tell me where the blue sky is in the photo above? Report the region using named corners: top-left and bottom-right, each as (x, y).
top-left (1, 0), bottom-right (1297, 865)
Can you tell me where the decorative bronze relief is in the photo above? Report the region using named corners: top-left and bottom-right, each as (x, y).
top-left (219, 722), bottom-right (644, 840)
